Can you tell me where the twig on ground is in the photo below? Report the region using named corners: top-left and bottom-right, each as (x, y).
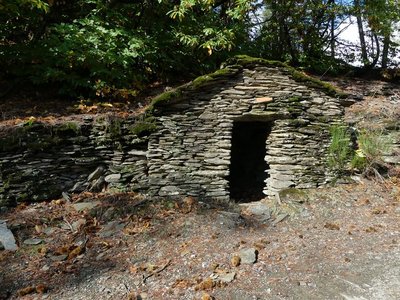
top-left (63, 217), bottom-right (74, 232)
top-left (143, 259), bottom-right (171, 283)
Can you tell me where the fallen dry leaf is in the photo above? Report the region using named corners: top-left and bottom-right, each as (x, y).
top-left (201, 292), bottom-right (214, 300)
top-left (195, 278), bottom-right (215, 291)
top-left (324, 223), bottom-right (340, 230)
top-left (172, 279), bottom-right (195, 289)
top-left (68, 245), bottom-right (84, 260)
top-left (17, 286), bottom-right (35, 296)
top-left (36, 284), bottom-right (48, 294)
top-left (365, 226), bottom-right (378, 233)
top-left (231, 255), bottom-right (241, 267)
top-left (129, 265), bottom-right (139, 274)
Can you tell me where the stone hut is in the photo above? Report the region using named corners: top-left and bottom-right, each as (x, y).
top-left (0, 56), bottom-right (350, 208)
top-left (145, 56), bottom-right (348, 202)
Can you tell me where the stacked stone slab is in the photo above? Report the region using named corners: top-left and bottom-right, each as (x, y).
top-left (146, 63), bottom-right (345, 201)
top-left (0, 115), bottom-right (149, 207)
top-left (1, 57), bottom-right (352, 207)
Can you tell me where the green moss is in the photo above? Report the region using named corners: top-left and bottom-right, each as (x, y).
top-left (149, 88), bottom-right (184, 111)
top-left (226, 55), bottom-right (288, 68)
top-left (291, 70), bottom-right (346, 98)
top-left (107, 118), bottom-right (122, 138)
top-left (147, 55), bottom-right (347, 118)
top-left (22, 117), bottom-right (39, 128)
top-left (317, 116), bottom-right (330, 123)
top-left (278, 188), bottom-right (309, 203)
top-left (230, 55), bottom-right (347, 98)
top-left (16, 193), bottom-right (29, 202)
top-left (149, 67), bottom-right (239, 112)
top-left (288, 96), bottom-right (302, 102)
top-left (55, 122), bottom-right (81, 134)
top-left (190, 67), bottom-right (238, 89)
top-left (0, 124), bottom-right (65, 152)
top-left (129, 117), bottom-right (157, 137)
top-left (279, 188), bottom-right (307, 198)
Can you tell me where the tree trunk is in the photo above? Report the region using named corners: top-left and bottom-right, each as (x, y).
top-left (330, 16), bottom-right (335, 58)
top-left (370, 33), bottom-right (380, 68)
top-left (381, 33), bottom-right (390, 68)
top-left (354, 0), bottom-right (368, 66)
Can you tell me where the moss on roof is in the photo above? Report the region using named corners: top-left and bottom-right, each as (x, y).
top-left (148, 66), bottom-right (240, 113)
top-left (229, 55), bottom-right (347, 98)
top-left (148, 55), bottom-right (347, 114)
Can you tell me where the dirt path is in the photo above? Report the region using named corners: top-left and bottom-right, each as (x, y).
top-left (1, 179), bottom-right (399, 300)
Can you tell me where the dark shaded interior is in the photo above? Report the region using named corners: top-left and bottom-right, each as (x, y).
top-left (229, 121), bottom-right (271, 202)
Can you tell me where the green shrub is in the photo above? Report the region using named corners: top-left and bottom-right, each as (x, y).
top-left (351, 129), bottom-right (392, 174)
top-left (327, 125), bottom-right (352, 174)
top-left (328, 126), bottom-right (393, 178)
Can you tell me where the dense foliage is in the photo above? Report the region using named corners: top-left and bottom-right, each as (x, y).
top-left (1, 0), bottom-right (399, 97)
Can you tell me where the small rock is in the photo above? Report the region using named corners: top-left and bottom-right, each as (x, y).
top-left (70, 181), bottom-right (86, 193)
top-left (72, 201), bottom-right (100, 213)
top-left (0, 220), bottom-right (18, 251)
top-left (238, 248), bottom-right (258, 264)
top-left (23, 238), bottom-right (43, 245)
top-left (71, 219), bottom-right (86, 232)
top-left (218, 272), bottom-right (236, 283)
top-left (41, 265), bottom-right (50, 271)
top-left (87, 166), bottom-right (105, 182)
top-left (105, 173), bottom-right (121, 183)
top-left (49, 254), bottom-right (68, 261)
top-left (308, 282), bottom-right (317, 288)
top-left (246, 202), bottom-right (271, 218)
top-left (42, 227), bottom-right (56, 235)
top-left (273, 213), bottom-right (288, 225)
top-left (61, 192), bottom-right (71, 203)
top-left (96, 252), bottom-right (106, 261)
top-left (98, 221), bottom-right (126, 238)
top-left (102, 207), bottom-right (116, 222)
top-left (0, 241), bottom-right (4, 250)
top-left (89, 176), bottom-right (105, 192)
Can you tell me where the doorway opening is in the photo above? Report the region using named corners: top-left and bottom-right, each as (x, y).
top-left (229, 121), bottom-right (271, 202)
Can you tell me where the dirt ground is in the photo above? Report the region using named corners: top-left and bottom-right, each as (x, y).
top-left (0, 179), bottom-right (399, 300)
top-left (1, 76), bottom-right (400, 300)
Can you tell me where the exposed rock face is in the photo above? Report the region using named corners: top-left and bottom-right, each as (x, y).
top-left (1, 63), bottom-right (350, 207)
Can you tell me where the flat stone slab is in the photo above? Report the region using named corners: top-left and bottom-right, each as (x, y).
top-left (105, 173), bottom-right (121, 183)
top-left (238, 248), bottom-right (258, 264)
top-left (245, 202), bottom-right (271, 218)
top-left (0, 220), bottom-right (18, 251)
top-left (23, 238), bottom-right (43, 245)
top-left (98, 221), bottom-right (126, 238)
top-left (72, 201), bottom-right (101, 213)
top-left (218, 272), bottom-right (236, 283)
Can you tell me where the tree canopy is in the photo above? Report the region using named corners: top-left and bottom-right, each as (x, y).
top-left (1, 0), bottom-right (399, 98)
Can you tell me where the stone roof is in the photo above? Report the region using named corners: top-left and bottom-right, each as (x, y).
top-left (148, 55), bottom-right (349, 114)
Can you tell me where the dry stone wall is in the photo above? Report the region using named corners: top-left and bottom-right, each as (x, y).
top-left (147, 66), bottom-right (344, 201)
top-left (0, 62), bottom-right (348, 208)
top-left (0, 115), bottom-right (149, 208)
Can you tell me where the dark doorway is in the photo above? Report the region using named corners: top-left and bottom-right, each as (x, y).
top-left (229, 121), bottom-right (271, 202)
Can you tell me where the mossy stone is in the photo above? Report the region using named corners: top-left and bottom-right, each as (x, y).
top-left (129, 117), bottom-right (158, 137)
